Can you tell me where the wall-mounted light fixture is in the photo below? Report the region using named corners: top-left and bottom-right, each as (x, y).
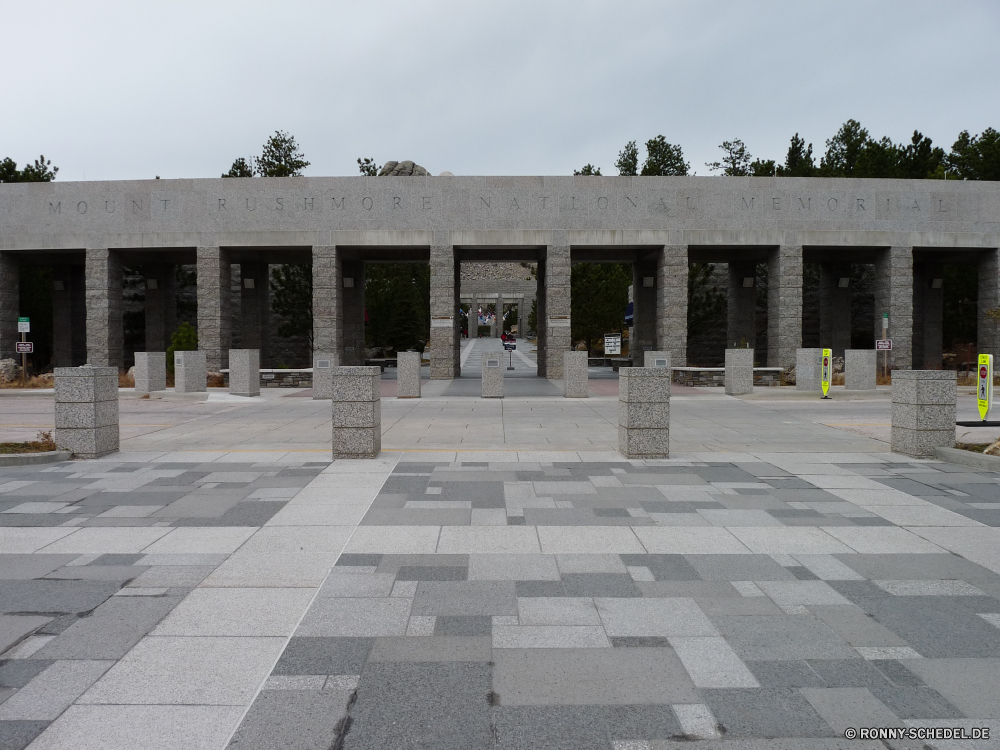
top-left (742, 277), bottom-right (754, 288)
top-left (931, 278), bottom-right (943, 289)
top-left (243, 278), bottom-right (255, 289)
top-left (642, 277), bottom-right (654, 288)
top-left (146, 279), bottom-right (158, 290)
top-left (838, 277), bottom-right (850, 288)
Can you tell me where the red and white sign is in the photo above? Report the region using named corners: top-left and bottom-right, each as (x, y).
top-left (876, 340), bottom-right (892, 351)
top-left (15, 342), bottom-right (33, 353)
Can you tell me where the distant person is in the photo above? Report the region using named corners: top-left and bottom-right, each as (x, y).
top-left (501, 332), bottom-right (508, 342)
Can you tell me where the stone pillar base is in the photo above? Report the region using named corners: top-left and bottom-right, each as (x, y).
top-left (845, 349), bottom-right (876, 391)
top-left (229, 349), bottom-right (260, 397)
top-left (795, 348), bottom-right (822, 391)
top-left (134, 352), bottom-right (166, 394)
top-left (481, 352), bottom-right (504, 398)
top-left (332, 366), bottom-right (381, 458)
top-left (397, 351), bottom-right (422, 398)
top-left (563, 351), bottom-right (588, 398)
top-left (54, 366), bottom-right (119, 459)
top-left (891, 371), bottom-right (956, 457)
top-left (175, 351), bottom-right (207, 393)
top-left (312, 352), bottom-right (335, 400)
top-left (619, 368), bottom-right (670, 458)
top-left (725, 349), bottom-right (754, 395)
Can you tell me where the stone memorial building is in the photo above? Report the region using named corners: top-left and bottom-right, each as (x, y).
top-left (1, 176), bottom-right (998, 379)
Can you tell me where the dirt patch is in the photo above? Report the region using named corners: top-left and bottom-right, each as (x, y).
top-left (0, 431), bottom-right (58, 454)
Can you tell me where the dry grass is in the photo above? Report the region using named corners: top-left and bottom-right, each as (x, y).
top-left (119, 372), bottom-right (134, 388)
top-left (0, 430), bottom-right (58, 454)
top-left (955, 442), bottom-right (992, 453)
top-left (0, 373), bottom-right (54, 389)
top-left (207, 372), bottom-right (225, 388)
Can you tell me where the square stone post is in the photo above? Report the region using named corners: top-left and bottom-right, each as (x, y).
top-left (725, 348), bottom-right (754, 395)
top-left (430, 239), bottom-right (458, 379)
top-left (51, 265), bottom-right (74, 367)
top-left (312, 352), bottom-right (335, 399)
top-left (657, 245), bottom-right (688, 366)
top-left (563, 351), bottom-right (588, 397)
top-left (544, 235), bottom-right (571, 379)
top-left (85, 248), bottom-right (124, 369)
top-left (873, 246), bottom-right (913, 369)
top-left (632, 257), bottom-right (657, 358)
top-left (0, 252), bottom-right (17, 362)
top-left (819, 262), bottom-right (851, 358)
top-left (891, 370), bottom-right (956, 457)
top-left (796, 348), bottom-right (822, 391)
top-left (134, 352), bottom-right (166, 393)
top-left (54, 365), bottom-right (119, 459)
top-left (397, 351), bottom-right (421, 398)
top-left (144, 263), bottom-right (176, 353)
top-left (332, 366), bottom-right (381, 458)
top-left (481, 351), bottom-right (504, 398)
top-left (312, 246), bottom-right (342, 363)
top-left (240, 263), bottom-right (270, 360)
top-left (229, 349), bottom-right (260, 397)
top-left (174, 350), bottom-right (207, 393)
top-left (978, 249), bottom-right (1000, 362)
top-left (619, 368), bottom-right (670, 458)
top-left (767, 244), bottom-right (802, 371)
top-left (727, 261), bottom-right (757, 349)
top-left (845, 349), bottom-right (876, 390)
top-left (196, 246), bottom-right (231, 372)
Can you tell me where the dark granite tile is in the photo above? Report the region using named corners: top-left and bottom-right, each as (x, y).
top-left (0, 720), bottom-right (49, 750)
top-left (434, 616), bottom-right (492, 636)
top-left (335, 554), bottom-right (381, 567)
top-left (609, 636), bottom-right (671, 648)
top-left (619, 554), bottom-right (701, 581)
top-left (396, 566), bottom-right (468, 582)
top-left (561, 574), bottom-right (640, 598)
top-left (0, 660), bottom-right (52, 688)
top-left (703, 687), bottom-right (835, 737)
top-left (272, 637), bottom-right (374, 676)
top-left (745, 660), bottom-right (826, 688)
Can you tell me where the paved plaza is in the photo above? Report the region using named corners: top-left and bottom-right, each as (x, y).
top-left (2, 354), bottom-right (1000, 748)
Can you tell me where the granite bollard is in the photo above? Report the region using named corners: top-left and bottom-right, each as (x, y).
top-left (796, 348), bottom-right (822, 391)
top-left (229, 349), bottom-right (260, 397)
top-left (312, 352), bottom-right (334, 400)
top-left (54, 365), bottom-right (119, 459)
top-left (134, 352), bottom-right (165, 394)
top-left (174, 350), bottom-right (207, 393)
top-left (643, 351), bottom-right (671, 369)
top-left (845, 349), bottom-right (877, 390)
top-left (619, 367), bottom-right (670, 458)
top-left (482, 352), bottom-right (504, 398)
top-left (725, 348), bottom-right (754, 395)
top-left (563, 351), bottom-right (588, 398)
top-left (891, 370), bottom-right (956, 457)
top-left (397, 351), bottom-right (421, 398)
top-left (332, 366), bottom-right (381, 458)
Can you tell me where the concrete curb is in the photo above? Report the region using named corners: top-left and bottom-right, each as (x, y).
top-left (934, 446), bottom-right (1000, 471)
top-left (0, 450), bottom-right (72, 467)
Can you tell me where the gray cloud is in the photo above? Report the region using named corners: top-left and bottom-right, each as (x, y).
top-left (3, 0), bottom-right (997, 181)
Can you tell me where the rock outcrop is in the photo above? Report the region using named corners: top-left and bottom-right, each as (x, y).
top-left (378, 161), bottom-right (430, 177)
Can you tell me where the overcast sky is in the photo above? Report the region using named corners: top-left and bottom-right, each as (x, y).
top-left (3, 0), bottom-right (998, 182)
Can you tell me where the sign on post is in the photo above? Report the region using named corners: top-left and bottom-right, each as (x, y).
top-left (17, 317), bottom-right (29, 333)
top-left (15, 342), bottom-right (33, 354)
top-left (876, 340), bottom-right (892, 350)
top-left (820, 348), bottom-right (832, 398)
top-left (978, 353), bottom-right (993, 421)
top-left (604, 334), bottom-right (621, 355)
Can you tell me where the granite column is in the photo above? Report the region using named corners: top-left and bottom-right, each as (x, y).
top-left (85, 248), bottom-right (124, 369)
top-left (767, 244), bottom-right (803, 370)
top-left (544, 235), bottom-right (571, 379)
top-left (429, 238), bottom-right (458, 379)
top-left (873, 246), bottom-right (913, 369)
top-left (727, 261), bottom-right (757, 350)
top-left (657, 245), bottom-right (688, 366)
top-left (143, 263), bottom-right (176, 353)
top-left (978, 249), bottom-right (1000, 362)
top-left (0, 252), bottom-right (18, 362)
top-left (819, 262), bottom-right (851, 357)
top-left (312, 246), bottom-right (342, 363)
top-left (196, 246), bottom-right (232, 372)
top-left (632, 257), bottom-right (657, 359)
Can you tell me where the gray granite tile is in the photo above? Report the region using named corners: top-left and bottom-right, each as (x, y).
top-left (702, 687), bottom-right (835, 737)
top-left (273, 637), bottom-right (374, 676)
top-left (0, 720), bottom-right (49, 750)
top-left (227, 688), bottom-right (351, 750)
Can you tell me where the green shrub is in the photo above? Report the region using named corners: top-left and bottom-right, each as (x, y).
top-left (166, 322), bottom-right (198, 372)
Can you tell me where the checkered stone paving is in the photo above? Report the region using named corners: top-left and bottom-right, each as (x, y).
top-left (216, 456), bottom-right (1000, 750)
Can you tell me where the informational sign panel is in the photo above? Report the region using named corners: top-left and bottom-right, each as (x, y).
top-left (15, 342), bottom-right (33, 354)
top-left (604, 334), bottom-right (621, 355)
top-left (978, 353), bottom-right (993, 421)
top-left (504, 341), bottom-right (516, 351)
top-left (875, 340), bottom-right (892, 350)
top-left (821, 348), bottom-right (832, 397)
top-left (17, 317), bottom-right (29, 333)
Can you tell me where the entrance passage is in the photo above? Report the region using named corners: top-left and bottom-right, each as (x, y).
top-left (446, 337), bottom-right (559, 396)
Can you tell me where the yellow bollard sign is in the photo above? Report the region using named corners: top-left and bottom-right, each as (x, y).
top-left (978, 353), bottom-right (993, 421)
top-left (821, 348), bottom-right (832, 398)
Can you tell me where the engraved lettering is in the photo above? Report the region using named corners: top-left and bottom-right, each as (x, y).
top-left (304, 197), bottom-right (314, 210)
top-left (939, 199), bottom-right (947, 212)
top-left (218, 199), bottom-right (227, 210)
top-left (161, 199), bottom-right (170, 211)
top-left (422, 196), bottom-right (431, 210)
top-left (856, 198), bottom-right (866, 210)
top-left (362, 197), bottom-right (373, 211)
top-left (132, 200), bottom-right (141, 213)
top-left (479, 196), bottom-right (490, 208)
top-left (105, 201), bottom-right (115, 213)
top-left (658, 197), bottom-right (669, 211)
top-left (741, 197), bottom-right (755, 209)
top-left (48, 202), bottom-right (61, 214)
top-left (686, 196), bottom-right (695, 209)
top-left (510, 198), bottom-right (520, 210)
top-left (245, 198), bottom-right (256, 211)
top-left (887, 198), bottom-right (891, 211)
top-left (827, 198), bottom-right (838, 211)
top-left (276, 198), bottom-right (284, 211)
top-left (571, 196), bottom-right (577, 209)
top-left (597, 196), bottom-right (608, 210)
top-left (77, 201), bottom-right (87, 214)
top-left (797, 197), bottom-right (811, 210)
top-left (772, 197), bottom-right (780, 210)
top-left (393, 196), bottom-right (401, 208)
top-left (626, 196), bottom-right (638, 208)
top-left (911, 199), bottom-right (920, 211)
top-left (540, 196), bottom-right (549, 209)
top-left (331, 197), bottom-right (346, 210)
